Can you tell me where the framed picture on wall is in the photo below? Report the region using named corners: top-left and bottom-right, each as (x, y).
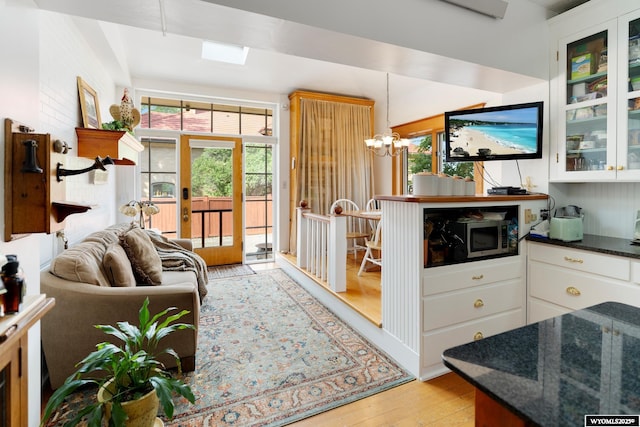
top-left (77, 76), bottom-right (101, 128)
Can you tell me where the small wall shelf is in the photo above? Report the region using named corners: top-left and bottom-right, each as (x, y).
top-left (76, 128), bottom-right (143, 165)
top-left (51, 201), bottom-right (92, 222)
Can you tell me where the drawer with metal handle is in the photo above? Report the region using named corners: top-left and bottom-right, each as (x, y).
top-left (528, 242), bottom-right (629, 281)
top-left (423, 280), bottom-right (522, 331)
top-left (529, 261), bottom-right (640, 311)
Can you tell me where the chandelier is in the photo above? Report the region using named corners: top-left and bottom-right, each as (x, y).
top-left (364, 73), bottom-right (410, 157)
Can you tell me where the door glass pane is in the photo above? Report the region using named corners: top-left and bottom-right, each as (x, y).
top-left (141, 139), bottom-right (177, 237)
top-left (565, 30), bottom-right (608, 172)
top-left (190, 146), bottom-right (233, 249)
top-left (244, 143), bottom-right (273, 262)
top-left (628, 18), bottom-right (640, 169)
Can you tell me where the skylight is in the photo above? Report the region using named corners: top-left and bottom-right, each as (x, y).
top-left (201, 40), bottom-right (249, 65)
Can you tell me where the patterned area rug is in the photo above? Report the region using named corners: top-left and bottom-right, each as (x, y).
top-left (46, 269), bottom-right (413, 427)
top-left (208, 263), bottom-right (255, 279)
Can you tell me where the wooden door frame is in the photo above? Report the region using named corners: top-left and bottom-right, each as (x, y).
top-left (179, 134), bottom-right (243, 265)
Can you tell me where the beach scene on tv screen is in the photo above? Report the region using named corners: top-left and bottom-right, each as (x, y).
top-left (448, 107), bottom-right (539, 158)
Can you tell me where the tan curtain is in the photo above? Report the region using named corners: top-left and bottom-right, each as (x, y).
top-left (288, 97), bottom-right (373, 254)
top-left (297, 98), bottom-right (373, 216)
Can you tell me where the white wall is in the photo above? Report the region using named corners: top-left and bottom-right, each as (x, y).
top-left (0, 2), bottom-right (120, 424)
top-left (38, 8), bottom-right (120, 254)
top-left (484, 81), bottom-right (551, 194)
top-left (0, 2), bottom-right (45, 424)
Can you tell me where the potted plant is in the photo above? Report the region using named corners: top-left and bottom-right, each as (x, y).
top-left (40, 298), bottom-right (196, 427)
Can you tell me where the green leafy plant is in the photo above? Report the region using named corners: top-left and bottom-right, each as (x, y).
top-left (40, 298), bottom-right (196, 426)
top-left (102, 120), bottom-right (134, 134)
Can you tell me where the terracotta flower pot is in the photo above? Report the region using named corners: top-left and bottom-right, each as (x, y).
top-left (97, 379), bottom-right (160, 427)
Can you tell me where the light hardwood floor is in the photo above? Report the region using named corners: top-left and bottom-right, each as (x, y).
top-left (272, 254), bottom-right (476, 426)
top-left (290, 373), bottom-right (475, 427)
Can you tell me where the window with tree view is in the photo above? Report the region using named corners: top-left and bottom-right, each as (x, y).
top-left (406, 132), bottom-right (474, 194)
top-left (137, 96), bottom-right (274, 261)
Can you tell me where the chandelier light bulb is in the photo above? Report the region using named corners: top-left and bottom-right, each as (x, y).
top-left (364, 73), bottom-right (409, 157)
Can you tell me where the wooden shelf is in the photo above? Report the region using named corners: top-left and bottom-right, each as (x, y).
top-left (76, 127), bottom-right (143, 165)
top-left (51, 201), bottom-right (93, 222)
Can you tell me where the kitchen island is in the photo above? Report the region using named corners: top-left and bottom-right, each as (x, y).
top-left (376, 194), bottom-right (548, 380)
top-left (442, 301), bottom-right (640, 426)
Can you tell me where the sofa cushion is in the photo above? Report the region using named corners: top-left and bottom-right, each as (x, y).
top-left (103, 243), bottom-right (136, 287)
top-left (161, 269), bottom-right (198, 286)
top-left (119, 226), bottom-right (163, 285)
top-left (49, 241), bottom-right (111, 287)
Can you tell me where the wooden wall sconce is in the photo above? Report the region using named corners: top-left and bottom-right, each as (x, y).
top-left (3, 118), bottom-right (91, 241)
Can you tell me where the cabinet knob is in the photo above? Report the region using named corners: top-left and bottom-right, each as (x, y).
top-left (618, 165), bottom-right (624, 170)
top-left (607, 165), bottom-right (614, 171)
top-left (474, 299), bottom-right (484, 308)
top-left (473, 332), bottom-right (484, 341)
top-left (472, 274), bottom-right (484, 280)
top-left (563, 256), bottom-right (583, 264)
top-left (566, 286), bottom-right (581, 296)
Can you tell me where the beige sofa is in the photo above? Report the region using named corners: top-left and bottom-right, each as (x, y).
top-left (41, 223), bottom-right (208, 389)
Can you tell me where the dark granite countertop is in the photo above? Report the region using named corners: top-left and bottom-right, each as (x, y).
top-left (442, 302), bottom-right (640, 427)
top-left (527, 233), bottom-right (640, 260)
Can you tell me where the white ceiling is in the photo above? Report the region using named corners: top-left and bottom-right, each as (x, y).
top-left (33, 0), bottom-right (591, 123)
top-left (528, 0), bottom-right (589, 13)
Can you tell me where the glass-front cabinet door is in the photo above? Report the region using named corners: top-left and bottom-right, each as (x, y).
top-left (557, 20), bottom-right (617, 181)
top-left (617, 11), bottom-right (640, 180)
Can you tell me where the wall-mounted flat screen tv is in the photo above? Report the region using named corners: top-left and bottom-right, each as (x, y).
top-left (444, 101), bottom-right (543, 163)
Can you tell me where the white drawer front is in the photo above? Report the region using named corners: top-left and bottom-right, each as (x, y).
top-left (423, 256), bottom-right (522, 296)
top-left (423, 309), bottom-right (523, 368)
top-left (528, 242), bottom-right (630, 281)
top-left (423, 280), bottom-right (523, 331)
top-left (529, 261), bottom-right (640, 311)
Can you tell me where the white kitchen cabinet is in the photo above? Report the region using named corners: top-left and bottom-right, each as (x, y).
top-left (421, 257), bottom-right (525, 377)
top-left (549, 1), bottom-right (640, 182)
top-left (378, 194), bottom-right (548, 380)
top-left (527, 241), bottom-right (640, 323)
top-left (616, 10), bottom-right (640, 180)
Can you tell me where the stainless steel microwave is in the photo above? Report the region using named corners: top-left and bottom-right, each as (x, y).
top-left (452, 219), bottom-right (510, 259)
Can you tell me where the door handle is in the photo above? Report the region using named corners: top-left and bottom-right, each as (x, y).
top-left (182, 207), bottom-right (189, 222)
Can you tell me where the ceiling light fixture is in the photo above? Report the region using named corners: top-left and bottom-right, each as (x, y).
top-left (364, 73), bottom-right (410, 157)
top-left (202, 40), bottom-right (249, 65)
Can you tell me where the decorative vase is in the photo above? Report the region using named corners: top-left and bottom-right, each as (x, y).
top-left (97, 379), bottom-right (161, 427)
